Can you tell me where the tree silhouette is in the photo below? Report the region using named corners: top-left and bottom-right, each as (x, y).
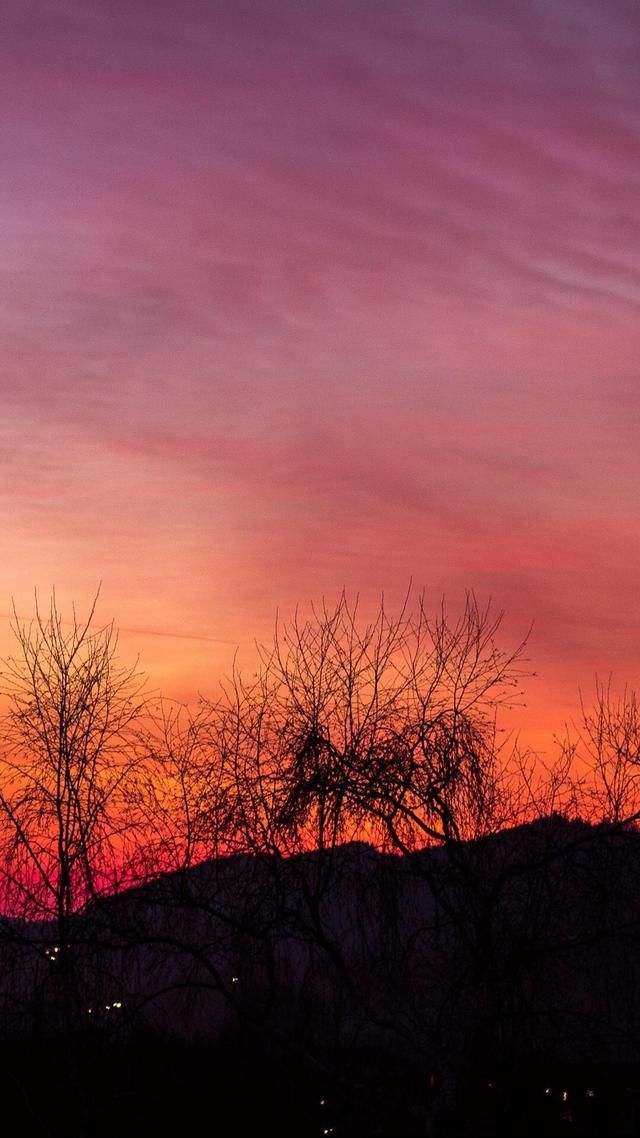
top-left (0, 591), bottom-right (146, 1032)
top-left (216, 590), bottom-right (529, 855)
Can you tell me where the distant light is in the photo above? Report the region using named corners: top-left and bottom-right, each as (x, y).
top-left (87, 1008), bottom-right (93, 1014)
top-left (562, 1090), bottom-right (568, 1103)
top-left (231, 976), bottom-right (239, 984)
top-left (105, 1005), bottom-right (111, 1011)
top-left (586, 1088), bottom-right (595, 1099)
top-left (320, 1098), bottom-right (326, 1105)
top-left (544, 1087), bottom-right (552, 1096)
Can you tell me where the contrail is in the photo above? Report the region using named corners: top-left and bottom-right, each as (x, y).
top-left (118, 624), bottom-right (237, 646)
top-left (0, 611), bottom-right (237, 646)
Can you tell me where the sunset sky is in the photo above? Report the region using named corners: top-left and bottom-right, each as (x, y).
top-left (1, 0), bottom-right (639, 750)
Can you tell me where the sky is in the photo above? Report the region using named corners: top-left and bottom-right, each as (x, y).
top-left (1, 0), bottom-right (639, 750)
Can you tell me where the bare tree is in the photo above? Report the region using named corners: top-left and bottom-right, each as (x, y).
top-left (134, 699), bottom-right (238, 878)
top-left (571, 679), bottom-right (640, 826)
top-left (215, 590), bottom-right (529, 856)
top-left (0, 591), bottom-right (146, 1032)
top-left (182, 593), bottom-right (532, 1085)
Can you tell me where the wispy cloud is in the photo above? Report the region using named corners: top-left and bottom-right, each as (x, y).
top-left (0, 0), bottom-right (639, 740)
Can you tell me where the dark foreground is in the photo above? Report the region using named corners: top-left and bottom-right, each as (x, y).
top-left (2, 1033), bottom-right (639, 1138)
top-left (4, 819), bottom-right (640, 1135)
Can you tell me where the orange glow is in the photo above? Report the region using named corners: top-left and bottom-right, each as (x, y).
top-left (0, 0), bottom-right (638, 761)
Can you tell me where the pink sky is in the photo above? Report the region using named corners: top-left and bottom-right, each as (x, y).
top-left (1, 0), bottom-right (639, 751)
